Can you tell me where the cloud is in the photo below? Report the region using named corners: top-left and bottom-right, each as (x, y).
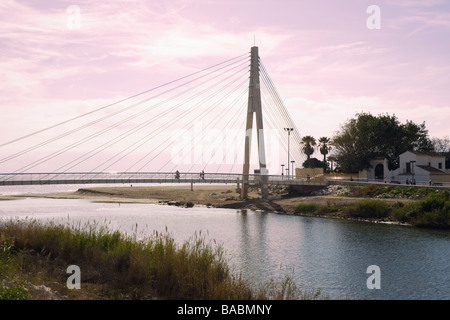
top-left (1, 0), bottom-right (449, 172)
top-left (383, 0), bottom-right (447, 7)
top-left (0, 0), bottom-right (291, 102)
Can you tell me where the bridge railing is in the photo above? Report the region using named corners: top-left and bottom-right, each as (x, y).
top-left (0, 171), bottom-right (328, 186)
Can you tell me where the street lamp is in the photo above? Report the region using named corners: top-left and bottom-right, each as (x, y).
top-left (281, 164), bottom-right (285, 179)
top-left (410, 160), bottom-right (416, 185)
top-left (291, 160), bottom-right (295, 179)
top-left (284, 128), bottom-right (294, 178)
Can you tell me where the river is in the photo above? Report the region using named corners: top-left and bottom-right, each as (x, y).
top-left (0, 184), bottom-right (449, 300)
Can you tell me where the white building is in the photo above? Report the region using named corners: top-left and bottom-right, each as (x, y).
top-left (359, 151), bottom-right (449, 184)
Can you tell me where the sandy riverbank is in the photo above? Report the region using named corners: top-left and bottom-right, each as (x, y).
top-left (3, 184), bottom-right (414, 219)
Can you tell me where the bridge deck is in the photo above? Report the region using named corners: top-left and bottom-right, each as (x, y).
top-left (2, 173), bottom-right (448, 189)
top-left (0, 172), bottom-right (327, 187)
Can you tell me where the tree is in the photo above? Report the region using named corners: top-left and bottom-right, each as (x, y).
top-left (331, 112), bottom-right (433, 173)
top-left (432, 136), bottom-right (450, 169)
top-left (301, 135), bottom-right (316, 160)
top-left (327, 155), bottom-right (337, 172)
top-left (318, 136), bottom-right (331, 173)
top-left (302, 157), bottom-right (325, 169)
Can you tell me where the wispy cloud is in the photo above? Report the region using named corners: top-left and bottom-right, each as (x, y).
top-left (0, 0), bottom-right (449, 159)
top-left (383, 0), bottom-right (447, 7)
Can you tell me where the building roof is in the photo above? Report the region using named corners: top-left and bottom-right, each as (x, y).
top-left (416, 165), bottom-right (446, 174)
top-left (406, 151), bottom-right (445, 158)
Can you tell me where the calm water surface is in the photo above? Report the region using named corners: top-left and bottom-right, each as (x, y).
top-left (1, 184), bottom-right (449, 300)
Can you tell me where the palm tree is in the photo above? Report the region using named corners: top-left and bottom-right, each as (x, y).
top-left (319, 137), bottom-right (332, 173)
top-left (301, 135), bottom-right (316, 160)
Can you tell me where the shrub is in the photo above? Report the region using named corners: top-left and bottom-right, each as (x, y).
top-left (295, 203), bottom-right (332, 215)
top-left (0, 285), bottom-right (31, 300)
top-left (295, 204), bottom-right (320, 213)
top-left (344, 200), bottom-right (390, 219)
top-left (391, 191), bottom-right (450, 228)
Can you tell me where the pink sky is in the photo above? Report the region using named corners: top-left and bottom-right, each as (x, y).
top-left (1, 0), bottom-right (449, 173)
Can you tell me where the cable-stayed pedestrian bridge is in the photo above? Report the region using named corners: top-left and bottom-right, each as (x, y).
top-left (0, 47), bottom-right (325, 197)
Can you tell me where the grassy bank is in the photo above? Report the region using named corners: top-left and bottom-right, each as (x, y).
top-left (0, 219), bottom-right (324, 300)
top-left (295, 189), bottom-right (450, 229)
top-left (345, 184), bottom-right (438, 199)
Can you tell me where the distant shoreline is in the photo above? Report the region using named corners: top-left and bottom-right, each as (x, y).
top-left (2, 184), bottom-right (418, 227)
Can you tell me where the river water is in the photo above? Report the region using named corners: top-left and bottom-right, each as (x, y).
top-left (0, 184), bottom-right (449, 300)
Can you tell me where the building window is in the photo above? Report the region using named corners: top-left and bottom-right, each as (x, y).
top-left (439, 163), bottom-right (442, 169)
top-left (406, 162), bottom-right (411, 173)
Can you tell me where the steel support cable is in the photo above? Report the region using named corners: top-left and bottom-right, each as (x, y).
top-left (107, 69), bottom-right (250, 175)
top-left (217, 73), bottom-right (288, 175)
top-left (260, 77), bottom-right (294, 145)
top-left (260, 78), bottom-right (291, 134)
top-left (205, 103), bottom-right (247, 174)
top-left (0, 52), bottom-right (250, 149)
top-left (222, 98), bottom-right (282, 176)
top-left (170, 89), bottom-right (246, 174)
top-left (185, 87), bottom-right (248, 173)
top-left (259, 60), bottom-right (303, 146)
top-left (77, 66), bottom-right (250, 178)
top-left (258, 69), bottom-right (293, 155)
top-left (207, 109), bottom-right (246, 173)
top-left (262, 94), bottom-right (290, 140)
top-left (177, 82), bottom-right (248, 173)
top-left (45, 61), bottom-right (251, 178)
top-left (0, 55), bottom-right (250, 168)
top-left (227, 116), bottom-right (247, 174)
top-left (260, 79), bottom-right (305, 168)
top-left (109, 94), bottom-right (246, 175)
top-left (259, 59), bottom-right (293, 123)
top-left (260, 84), bottom-right (291, 152)
top-left (259, 64), bottom-right (295, 134)
top-left (258, 105), bottom-right (291, 172)
top-left (261, 108), bottom-right (292, 163)
top-left (261, 95), bottom-right (289, 154)
top-left (101, 69), bottom-right (250, 175)
top-left (259, 62), bottom-right (303, 167)
top-left (259, 64), bottom-right (306, 166)
top-left (138, 76), bottom-right (250, 174)
top-left (101, 81), bottom-right (249, 176)
top-left (4, 60), bottom-right (251, 179)
top-left (138, 74), bottom-right (249, 174)
top-left (174, 99), bottom-right (244, 174)
top-left (225, 59), bottom-right (297, 175)
top-left (260, 76), bottom-right (304, 166)
top-left (259, 60), bottom-right (293, 127)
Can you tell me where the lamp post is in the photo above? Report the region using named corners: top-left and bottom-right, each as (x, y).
top-left (284, 128), bottom-right (294, 178)
top-left (281, 164), bottom-right (285, 179)
top-left (410, 160), bottom-right (416, 185)
top-left (291, 160), bottom-right (295, 179)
